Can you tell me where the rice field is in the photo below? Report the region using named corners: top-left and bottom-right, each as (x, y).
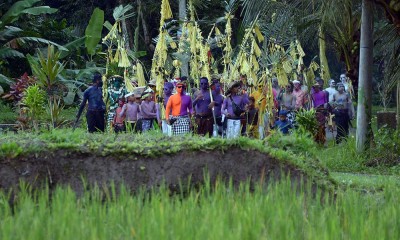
top-left (0, 179), bottom-right (398, 240)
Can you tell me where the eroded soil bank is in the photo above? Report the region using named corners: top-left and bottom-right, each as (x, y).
top-left (0, 148), bottom-right (311, 194)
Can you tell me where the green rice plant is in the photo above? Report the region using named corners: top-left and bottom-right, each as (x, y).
top-left (0, 179), bottom-right (398, 240)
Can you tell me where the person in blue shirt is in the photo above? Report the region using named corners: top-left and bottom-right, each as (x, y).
top-left (274, 110), bottom-right (292, 134)
top-left (76, 73), bottom-right (106, 133)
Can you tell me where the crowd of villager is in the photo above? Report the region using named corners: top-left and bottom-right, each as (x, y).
top-left (77, 72), bottom-right (354, 145)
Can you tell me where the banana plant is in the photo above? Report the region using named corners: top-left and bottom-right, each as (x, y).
top-left (0, 0), bottom-right (65, 62)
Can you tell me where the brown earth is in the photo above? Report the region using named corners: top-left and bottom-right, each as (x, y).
top-left (0, 148), bottom-right (313, 195)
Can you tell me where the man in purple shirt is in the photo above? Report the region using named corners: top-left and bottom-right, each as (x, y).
top-left (193, 77), bottom-right (213, 136)
top-left (211, 80), bottom-right (225, 135)
top-left (222, 81), bottom-right (250, 139)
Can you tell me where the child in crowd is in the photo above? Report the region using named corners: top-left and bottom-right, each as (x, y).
top-left (140, 90), bottom-right (157, 132)
top-left (246, 96), bottom-right (259, 138)
top-left (113, 97), bottom-right (126, 133)
top-left (274, 110), bottom-right (292, 135)
top-left (120, 93), bottom-right (141, 132)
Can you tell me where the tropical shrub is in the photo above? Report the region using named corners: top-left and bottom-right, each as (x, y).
top-left (21, 85), bottom-right (47, 131)
top-left (295, 108), bottom-right (319, 136)
top-left (2, 73), bottom-right (36, 104)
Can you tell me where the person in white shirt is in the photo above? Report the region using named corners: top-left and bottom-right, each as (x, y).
top-left (325, 79), bottom-right (338, 102)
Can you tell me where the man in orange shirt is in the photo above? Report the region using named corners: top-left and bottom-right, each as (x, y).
top-left (165, 81), bottom-right (193, 135)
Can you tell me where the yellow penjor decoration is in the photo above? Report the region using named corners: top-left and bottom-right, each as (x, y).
top-left (151, 0), bottom-right (173, 93)
top-left (102, 21), bottom-right (132, 94)
top-left (136, 61), bottom-right (146, 87)
top-left (319, 27), bottom-right (331, 83)
top-left (229, 23), bottom-right (263, 87)
top-left (222, 13), bottom-right (233, 84)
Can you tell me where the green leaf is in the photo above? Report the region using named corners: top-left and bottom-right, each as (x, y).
top-left (0, 48), bottom-right (25, 59)
top-left (59, 37), bottom-right (86, 59)
top-left (0, 0), bottom-right (40, 26)
top-left (20, 6), bottom-right (58, 15)
top-left (16, 37), bottom-right (68, 51)
top-left (85, 8), bottom-right (104, 56)
top-left (0, 74), bottom-right (14, 85)
top-left (0, 26), bottom-right (23, 41)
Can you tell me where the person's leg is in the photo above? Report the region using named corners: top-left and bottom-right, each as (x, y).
top-left (226, 119), bottom-right (234, 139)
top-left (86, 111), bottom-right (96, 133)
top-left (233, 120), bottom-right (241, 138)
top-left (96, 110), bottom-right (105, 132)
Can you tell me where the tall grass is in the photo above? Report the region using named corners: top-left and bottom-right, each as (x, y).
top-left (0, 179), bottom-right (398, 240)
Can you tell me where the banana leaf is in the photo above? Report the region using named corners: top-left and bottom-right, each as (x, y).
top-left (85, 8), bottom-right (104, 56)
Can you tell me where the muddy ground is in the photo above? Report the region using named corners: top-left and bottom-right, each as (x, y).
top-left (0, 148), bottom-right (312, 195)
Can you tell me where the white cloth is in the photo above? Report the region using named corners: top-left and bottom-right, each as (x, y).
top-left (162, 120), bottom-right (172, 136)
top-left (226, 119), bottom-right (241, 139)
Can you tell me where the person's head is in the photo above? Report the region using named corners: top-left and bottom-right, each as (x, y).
top-left (329, 79), bottom-right (336, 88)
top-left (315, 77), bottom-right (324, 89)
top-left (211, 82), bottom-right (221, 94)
top-left (134, 94), bottom-right (142, 103)
top-left (293, 80), bottom-right (301, 90)
top-left (279, 110), bottom-right (288, 121)
top-left (148, 79), bottom-right (157, 91)
top-left (285, 83), bottom-right (293, 93)
top-left (228, 81), bottom-right (241, 95)
top-left (199, 77), bottom-right (209, 91)
top-left (337, 82), bottom-right (345, 93)
top-left (126, 93), bottom-right (135, 102)
top-left (340, 74), bottom-right (347, 83)
top-left (297, 74), bottom-right (304, 82)
top-left (249, 96), bottom-right (255, 107)
top-left (272, 77), bottom-right (278, 88)
top-left (163, 82), bottom-right (174, 96)
top-left (118, 98), bottom-right (125, 107)
top-left (176, 81), bottom-right (185, 94)
top-left (313, 82), bottom-right (321, 92)
top-left (257, 81), bottom-right (264, 93)
top-left (93, 73), bottom-right (102, 87)
top-left (142, 92), bottom-right (153, 101)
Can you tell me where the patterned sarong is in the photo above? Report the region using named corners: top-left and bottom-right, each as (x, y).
top-left (171, 116), bottom-right (191, 135)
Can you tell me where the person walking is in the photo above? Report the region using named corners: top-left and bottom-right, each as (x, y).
top-left (76, 73), bottom-right (106, 133)
top-left (221, 81), bottom-right (249, 139)
top-left (165, 81), bottom-right (193, 135)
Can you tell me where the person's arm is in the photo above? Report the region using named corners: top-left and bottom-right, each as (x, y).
top-left (120, 104), bottom-right (126, 118)
top-left (221, 98), bottom-right (228, 115)
top-left (290, 95), bottom-right (296, 110)
top-left (165, 97), bottom-right (172, 121)
top-left (76, 89), bottom-right (89, 119)
top-left (141, 102), bottom-right (157, 118)
top-left (188, 97), bottom-right (193, 117)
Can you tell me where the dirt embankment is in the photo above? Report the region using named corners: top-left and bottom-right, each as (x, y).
top-left (0, 148), bottom-right (310, 194)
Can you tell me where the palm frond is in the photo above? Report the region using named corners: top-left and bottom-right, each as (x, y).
top-left (13, 37), bottom-right (68, 51)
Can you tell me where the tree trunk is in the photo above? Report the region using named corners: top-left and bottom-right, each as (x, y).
top-left (140, 7), bottom-right (151, 50)
top-left (179, 0), bottom-right (189, 77)
top-left (397, 81), bottom-right (400, 130)
top-left (134, 0), bottom-right (141, 53)
top-left (356, 0), bottom-right (374, 152)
